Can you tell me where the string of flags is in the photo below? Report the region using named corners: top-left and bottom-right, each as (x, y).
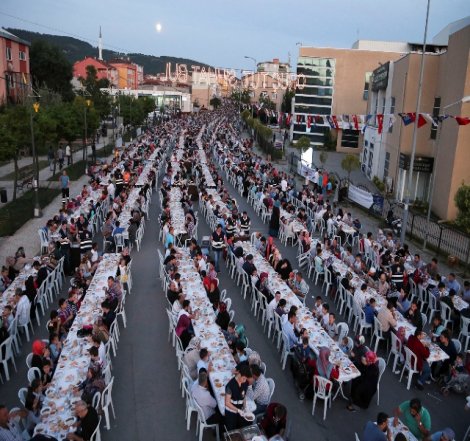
top-left (242, 104), bottom-right (470, 133)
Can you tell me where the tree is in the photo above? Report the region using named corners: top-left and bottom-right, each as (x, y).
top-left (341, 153), bottom-right (361, 182)
top-left (209, 97), bottom-right (222, 109)
top-left (30, 40), bottom-right (74, 101)
top-left (231, 89), bottom-right (251, 105)
top-left (319, 150), bottom-right (328, 168)
top-left (81, 65), bottom-right (112, 120)
top-left (323, 129), bottom-right (337, 150)
top-left (295, 136), bottom-right (311, 152)
top-left (281, 87), bottom-right (295, 113)
top-left (454, 184), bottom-right (470, 234)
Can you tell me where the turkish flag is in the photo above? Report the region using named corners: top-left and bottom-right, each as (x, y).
top-left (417, 113), bottom-right (427, 128)
top-left (455, 116), bottom-right (470, 126)
top-left (377, 114), bottom-right (384, 134)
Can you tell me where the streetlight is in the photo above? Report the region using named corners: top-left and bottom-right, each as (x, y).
top-left (400, 0), bottom-right (431, 244)
top-left (28, 92), bottom-right (41, 217)
top-left (244, 55), bottom-right (257, 118)
top-left (423, 95), bottom-right (470, 249)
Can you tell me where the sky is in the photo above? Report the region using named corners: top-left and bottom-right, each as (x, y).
top-left (1, 0), bottom-right (469, 74)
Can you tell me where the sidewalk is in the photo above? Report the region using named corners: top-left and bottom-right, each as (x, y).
top-left (0, 137), bottom-right (111, 205)
top-left (0, 137), bottom-right (114, 265)
top-left (247, 131), bottom-right (464, 284)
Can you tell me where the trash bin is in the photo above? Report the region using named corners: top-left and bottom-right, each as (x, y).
top-left (0, 188), bottom-right (7, 203)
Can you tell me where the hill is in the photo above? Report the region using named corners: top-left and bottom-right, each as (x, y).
top-left (6, 28), bottom-right (211, 75)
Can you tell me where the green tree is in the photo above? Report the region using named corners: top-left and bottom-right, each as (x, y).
top-left (454, 184), bottom-right (470, 233)
top-left (231, 89), bottom-right (251, 105)
top-left (323, 129), bottom-right (337, 150)
top-left (81, 65), bottom-right (112, 120)
top-left (209, 97), bottom-right (222, 109)
top-left (30, 40), bottom-right (74, 101)
top-left (341, 153), bottom-right (361, 182)
top-left (319, 150), bottom-right (328, 167)
top-left (281, 87), bottom-right (295, 113)
top-left (295, 136), bottom-right (311, 152)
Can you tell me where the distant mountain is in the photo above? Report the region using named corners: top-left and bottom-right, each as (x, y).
top-left (6, 28), bottom-right (211, 75)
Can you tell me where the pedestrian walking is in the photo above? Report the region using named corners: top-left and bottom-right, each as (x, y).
top-left (57, 145), bottom-right (64, 169)
top-left (60, 169), bottom-right (70, 205)
top-left (91, 141), bottom-right (96, 162)
top-left (47, 146), bottom-right (54, 171)
top-left (65, 144), bottom-right (71, 165)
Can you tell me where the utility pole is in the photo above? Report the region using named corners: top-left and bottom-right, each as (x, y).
top-left (28, 91), bottom-right (41, 217)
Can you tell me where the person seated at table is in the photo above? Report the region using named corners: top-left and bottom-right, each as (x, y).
top-left (255, 272), bottom-right (271, 301)
top-left (76, 365), bottom-right (106, 405)
top-left (290, 272), bottom-right (309, 300)
top-left (404, 300), bottom-right (423, 332)
top-left (196, 348), bottom-right (211, 374)
top-left (433, 330), bottom-right (457, 380)
top-left (309, 347), bottom-right (339, 387)
top-left (48, 332), bottom-right (62, 364)
top-left (462, 280), bottom-right (470, 302)
top-left (224, 364), bottom-right (252, 431)
top-left (191, 370), bottom-right (224, 432)
top-left (234, 341), bottom-right (248, 364)
top-left (175, 300), bottom-right (197, 349)
top-left (259, 402), bottom-right (287, 439)
top-left (363, 298), bottom-right (377, 326)
top-left (242, 254), bottom-right (256, 277)
top-left (282, 311), bottom-right (300, 352)
top-left (319, 303), bottom-right (330, 327)
top-left (104, 276), bottom-right (122, 311)
top-left (430, 314), bottom-right (445, 340)
top-left (323, 312), bottom-right (339, 339)
top-left (92, 317), bottom-right (109, 345)
top-left (247, 364), bottom-right (271, 415)
top-left (407, 329), bottom-right (431, 390)
top-left (195, 251), bottom-right (208, 274)
top-left (222, 321), bottom-right (239, 350)
top-left (362, 412), bottom-right (391, 441)
top-left (339, 336), bottom-right (352, 355)
top-left (66, 400), bottom-right (99, 441)
top-left (0, 265), bottom-right (11, 293)
top-left (275, 258), bottom-right (292, 281)
top-left (377, 301), bottom-right (397, 342)
top-left (396, 287), bottom-right (411, 315)
top-left (350, 335), bottom-right (367, 367)
top-left (1, 305), bottom-right (13, 331)
top-left (347, 351), bottom-right (380, 411)
top-left (31, 340), bottom-right (49, 375)
top-left (101, 300), bottom-right (116, 331)
top-left (275, 298), bottom-right (287, 318)
top-left (24, 378), bottom-right (42, 436)
top-left (215, 301), bottom-right (230, 331)
top-left (354, 283), bottom-right (368, 309)
top-left (353, 254), bottom-right (366, 274)
top-left (5, 246), bottom-right (33, 277)
top-left (393, 398), bottom-right (431, 440)
top-left (183, 337), bottom-right (202, 381)
top-left (444, 273), bottom-right (460, 294)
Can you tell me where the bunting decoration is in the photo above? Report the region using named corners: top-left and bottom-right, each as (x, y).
top-left (376, 114), bottom-right (384, 134)
top-left (454, 116), bottom-right (470, 126)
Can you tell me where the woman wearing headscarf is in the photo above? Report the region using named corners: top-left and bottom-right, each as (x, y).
top-left (76, 365), bottom-right (106, 404)
top-left (215, 301), bottom-right (230, 331)
top-left (268, 200), bottom-right (281, 237)
top-left (256, 272), bottom-right (271, 301)
top-left (265, 236), bottom-right (275, 260)
top-left (309, 347), bottom-right (339, 389)
top-left (350, 335), bottom-right (367, 367)
top-left (31, 340), bottom-right (49, 374)
top-left (207, 279), bottom-right (221, 306)
top-left (276, 259), bottom-right (293, 281)
top-left (347, 351), bottom-right (379, 410)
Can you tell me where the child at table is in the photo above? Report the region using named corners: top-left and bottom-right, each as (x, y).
top-left (339, 336), bottom-right (351, 355)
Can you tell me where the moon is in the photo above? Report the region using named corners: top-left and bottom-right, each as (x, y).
top-left (155, 22), bottom-right (162, 33)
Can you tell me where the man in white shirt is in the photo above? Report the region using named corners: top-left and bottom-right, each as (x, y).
top-left (281, 178), bottom-right (287, 192)
top-left (14, 289), bottom-right (30, 327)
top-left (281, 311), bottom-right (299, 351)
top-left (191, 371), bottom-right (223, 429)
top-left (354, 283), bottom-right (368, 309)
top-left (267, 291), bottom-right (281, 322)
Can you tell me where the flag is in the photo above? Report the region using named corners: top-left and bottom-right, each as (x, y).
top-left (286, 114), bottom-right (291, 125)
top-left (331, 115), bottom-right (339, 129)
top-left (362, 114), bottom-right (373, 134)
top-left (398, 112), bottom-right (416, 126)
top-left (388, 114), bottom-right (396, 131)
top-left (278, 112), bottom-right (283, 125)
top-left (296, 115), bottom-right (301, 123)
top-left (315, 115), bottom-right (324, 125)
top-left (421, 113), bottom-right (438, 127)
top-left (352, 115), bottom-right (359, 131)
top-left (342, 114), bottom-right (352, 130)
top-left (326, 116), bottom-right (335, 129)
top-left (454, 116), bottom-right (470, 126)
top-left (377, 114), bottom-right (384, 134)
top-left (417, 114), bottom-right (427, 128)
top-left (307, 115), bottom-right (312, 129)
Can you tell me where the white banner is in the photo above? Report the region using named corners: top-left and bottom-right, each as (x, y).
top-left (297, 160), bottom-right (316, 180)
top-left (348, 184), bottom-right (374, 209)
top-left (136, 128), bottom-right (142, 137)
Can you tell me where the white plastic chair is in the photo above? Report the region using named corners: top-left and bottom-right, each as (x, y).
top-left (27, 367), bottom-right (41, 384)
top-left (280, 333), bottom-right (293, 370)
top-left (387, 332), bottom-right (403, 374)
top-left (458, 315), bottom-right (470, 352)
top-left (101, 376), bottom-right (116, 430)
top-left (18, 387), bottom-right (28, 406)
top-left (400, 347), bottom-right (419, 390)
top-left (90, 415), bottom-right (102, 441)
top-left (452, 338), bottom-right (462, 354)
top-left (311, 375), bottom-right (333, 420)
top-left (194, 396), bottom-right (220, 441)
top-left (92, 391), bottom-right (101, 410)
top-left (114, 234), bottom-right (125, 252)
top-left (25, 353), bottom-right (33, 369)
top-left (38, 229), bottom-right (49, 255)
top-left (266, 377), bottom-right (275, 402)
top-left (370, 317), bottom-right (387, 354)
top-left (182, 376), bottom-right (198, 431)
top-left (376, 357), bottom-right (386, 405)
top-left (440, 301), bottom-right (453, 331)
top-left (337, 322), bottom-right (349, 342)
top-left (0, 337), bottom-right (17, 381)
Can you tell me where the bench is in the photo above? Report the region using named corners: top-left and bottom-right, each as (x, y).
top-left (16, 165), bottom-right (34, 192)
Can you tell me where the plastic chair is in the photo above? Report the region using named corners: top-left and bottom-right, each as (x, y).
top-left (370, 317), bottom-right (387, 354)
top-left (452, 338), bottom-right (462, 354)
top-left (337, 322), bottom-right (349, 341)
top-left (266, 377), bottom-right (275, 402)
top-left (400, 347), bottom-right (419, 390)
top-left (90, 416), bottom-right (102, 441)
top-left (376, 357), bottom-right (386, 405)
top-left (18, 387), bottom-right (28, 406)
top-left (458, 315), bottom-right (470, 352)
top-left (387, 332), bottom-right (403, 374)
top-left (0, 337), bottom-right (17, 381)
top-left (27, 367), bottom-right (41, 384)
top-left (25, 353), bottom-right (33, 369)
top-left (440, 301), bottom-right (453, 331)
top-left (311, 375), bottom-right (333, 420)
top-left (280, 333), bottom-right (293, 370)
top-left (101, 376), bottom-right (116, 430)
top-left (114, 234), bottom-right (125, 252)
top-left (182, 376), bottom-right (198, 431)
top-left (355, 433), bottom-right (361, 441)
top-left (38, 229), bottom-right (49, 255)
top-left (92, 391), bottom-right (101, 410)
top-left (193, 398), bottom-right (220, 441)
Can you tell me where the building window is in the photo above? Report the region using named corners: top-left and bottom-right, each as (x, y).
top-left (430, 96), bottom-right (441, 139)
top-left (364, 140), bottom-right (369, 147)
top-left (341, 129), bottom-right (360, 148)
top-left (295, 95), bottom-right (332, 106)
top-left (5, 74), bottom-right (13, 89)
top-left (19, 51), bottom-right (26, 61)
top-left (6, 47), bottom-right (12, 60)
top-left (363, 72), bottom-right (372, 100)
top-left (381, 97), bottom-right (386, 114)
top-left (389, 97), bottom-right (395, 133)
top-left (384, 152), bottom-right (390, 178)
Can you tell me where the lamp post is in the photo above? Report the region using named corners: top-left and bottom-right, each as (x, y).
top-left (244, 55), bottom-right (257, 118)
top-left (29, 95), bottom-right (41, 217)
top-left (400, 0), bottom-right (431, 244)
top-left (423, 95), bottom-right (470, 249)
